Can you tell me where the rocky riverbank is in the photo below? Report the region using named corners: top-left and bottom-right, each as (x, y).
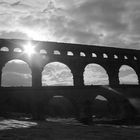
top-left (0, 117), bottom-right (140, 140)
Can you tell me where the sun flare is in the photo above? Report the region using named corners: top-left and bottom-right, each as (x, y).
top-left (23, 42), bottom-right (36, 56)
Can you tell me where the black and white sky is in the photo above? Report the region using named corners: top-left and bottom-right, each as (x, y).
top-left (0, 0), bottom-right (139, 86)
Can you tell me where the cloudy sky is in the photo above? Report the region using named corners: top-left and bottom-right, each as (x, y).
top-left (0, 0), bottom-right (139, 86)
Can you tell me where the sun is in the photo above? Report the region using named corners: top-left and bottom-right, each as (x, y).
top-left (23, 42), bottom-right (36, 57)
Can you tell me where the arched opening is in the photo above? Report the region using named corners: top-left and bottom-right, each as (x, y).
top-left (91, 95), bottom-right (121, 119)
top-left (95, 95), bottom-right (108, 101)
top-left (67, 51), bottom-right (74, 56)
top-left (13, 48), bottom-right (22, 53)
top-left (1, 59), bottom-right (32, 87)
top-left (79, 95), bottom-right (122, 122)
top-left (47, 96), bottom-right (75, 118)
top-left (40, 49), bottom-right (47, 54)
top-left (114, 54), bottom-right (118, 59)
top-left (124, 56), bottom-right (128, 60)
top-left (134, 56), bottom-right (137, 60)
top-left (119, 65), bottom-right (138, 85)
top-left (84, 64), bottom-right (109, 85)
top-left (54, 50), bottom-right (61, 55)
top-left (42, 62), bottom-right (73, 86)
top-left (103, 53), bottom-right (108, 58)
top-left (92, 95), bottom-right (110, 118)
top-left (80, 52), bottom-right (86, 57)
top-left (92, 53), bottom-right (97, 57)
top-left (0, 47), bottom-right (9, 52)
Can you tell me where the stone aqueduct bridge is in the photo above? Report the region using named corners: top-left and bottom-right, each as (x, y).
top-left (0, 38), bottom-right (140, 120)
top-left (0, 38), bottom-right (140, 86)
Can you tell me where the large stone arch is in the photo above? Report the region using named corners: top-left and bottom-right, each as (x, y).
top-left (46, 95), bottom-right (75, 118)
top-left (91, 95), bottom-right (111, 118)
top-left (1, 59), bottom-right (32, 87)
top-left (83, 63), bottom-right (109, 85)
top-left (101, 86), bottom-right (139, 119)
top-left (42, 61), bottom-right (74, 86)
top-left (77, 86), bottom-right (138, 124)
top-left (119, 65), bottom-right (139, 85)
top-left (91, 93), bottom-right (128, 119)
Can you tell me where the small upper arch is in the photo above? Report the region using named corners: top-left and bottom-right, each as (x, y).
top-left (134, 56), bottom-right (137, 60)
top-left (40, 49), bottom-right (47, 54)
top-left (103, 53), bottom-right (108, 58)
top-left (124, 56), bottom-right (128, 60)
top-left (67, 51), bottom-right (74, 56)
top-left (80, 52), bottom-right (86, 57)
top-left (92, 53), bottom-right (97, 57)
top-left (54, 50), bottom-right (61, 55)
top-left (0, 47), bottom-right (9, 52)
top-left (13, 48), bottom-right (22, 53)
top-left (114, 54), bottom-right (118, 59)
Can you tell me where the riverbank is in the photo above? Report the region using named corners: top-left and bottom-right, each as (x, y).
top-left (0, 118), bottom-right (140, 140)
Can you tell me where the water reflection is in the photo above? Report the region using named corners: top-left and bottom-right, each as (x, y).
top-left (0, 119), bottom-right (37, 130)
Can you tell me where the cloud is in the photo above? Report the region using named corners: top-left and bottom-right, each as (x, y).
top-left (84, 64), bottom-right (109, 85)
top-left (1, 59), bottom-right (32, 87)
top-left (0, 0), bottom-right (139, 49)
top-left (42, 62), bottom-right (73, 86)
top-left (119, 73), bottom-right (138, 84)
top-left (2, 60), bottom-right (138, 86)
top-left (52, 0), bottom-right (129, 45)
top-left (119, 65), bottom-right (135, 72)
top-left (2, 71), bottom-right (31, 87)
top-left (0, 30), bottom-right (28, 39)
top-left (119, 65), bottom-right (138, 80)
top-left (2, 60), bottom-right (31, 74)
